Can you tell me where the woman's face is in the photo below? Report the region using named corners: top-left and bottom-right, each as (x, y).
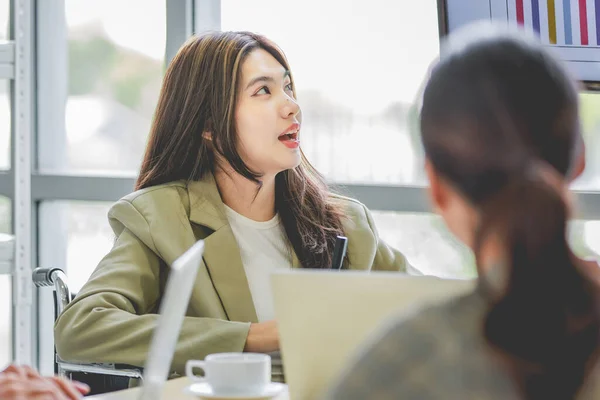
top-left (234, 48), bottom-right (302, 176)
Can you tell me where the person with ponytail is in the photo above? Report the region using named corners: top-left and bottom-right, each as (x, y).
top-left (53, 31), bottom-right (416, 382)
top-left (327, 22), bottom-right (600, 400)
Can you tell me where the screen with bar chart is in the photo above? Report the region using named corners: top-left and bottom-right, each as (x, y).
top-left (489, 0), bottom-right (600, 81)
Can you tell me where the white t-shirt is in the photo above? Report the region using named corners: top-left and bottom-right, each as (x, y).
top-left (224, 205), bottom-right (293, 322)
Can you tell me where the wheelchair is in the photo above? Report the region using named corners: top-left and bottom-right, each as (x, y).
top-left (32, 267), bottom-right (144, 395)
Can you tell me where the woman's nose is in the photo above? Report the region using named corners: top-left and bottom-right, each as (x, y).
top-left (282, 97), bottom-right (300, 118)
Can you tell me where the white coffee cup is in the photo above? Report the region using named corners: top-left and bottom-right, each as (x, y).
top-left (186, 352), bottom-right (271, 395)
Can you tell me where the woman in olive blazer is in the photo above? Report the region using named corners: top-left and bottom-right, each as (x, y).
top-left (54, 31), bottom-right (415, 378)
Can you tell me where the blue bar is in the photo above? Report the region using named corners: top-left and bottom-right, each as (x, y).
top-left (532, 0), bottom-right (541, 33)
top-left (596, 0), bottom-right (600, 45)
top-left (564, 0), bottom-right (573, 44)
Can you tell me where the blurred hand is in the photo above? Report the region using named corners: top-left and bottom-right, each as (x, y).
top-left (0, 364), bottom-right (90, 400)
top-left (244, 320), bottom-right (280, 353)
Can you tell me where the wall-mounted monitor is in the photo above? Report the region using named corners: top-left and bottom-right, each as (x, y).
top-left (441, 0), bottom-right (600, 87)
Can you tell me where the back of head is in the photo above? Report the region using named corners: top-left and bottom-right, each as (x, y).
top-left (420, 22), bottom-right (600, 399)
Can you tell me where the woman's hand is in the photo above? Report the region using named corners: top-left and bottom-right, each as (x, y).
top-left (244, 320), bottom-right (280, 353)
top-left (0, 364), bottom-right (90, 400)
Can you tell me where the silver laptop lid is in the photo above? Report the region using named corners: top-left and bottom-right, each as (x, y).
top-left (272, 270), bottom-right (475, 399)
top-left (138, 239), bottom-right (205, 400)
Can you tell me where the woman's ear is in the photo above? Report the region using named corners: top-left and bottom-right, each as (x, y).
top-left (203, 119), bottom-right (214, 141)
top-left (425, 159), bottom-right (446, 214)
top-left (569, 142), bottom-right (586, 182)
top-left (425, 159), bottom-right (477, 247)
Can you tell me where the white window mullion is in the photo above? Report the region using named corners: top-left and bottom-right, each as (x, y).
top-left (13, 0), bottom-right (34, 366)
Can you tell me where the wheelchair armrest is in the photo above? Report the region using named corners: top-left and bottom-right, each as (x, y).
top-left (33, 268), bottom-right (64, 287)
top-left (56, 356), bottom-right (144, 380)
top-left (33, 267), bottom-right (71, 315)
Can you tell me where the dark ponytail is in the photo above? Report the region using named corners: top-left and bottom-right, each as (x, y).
top-left (419, 25), bottom-right (600, 398)
top-left (474, 161), bottom-right (600, 399)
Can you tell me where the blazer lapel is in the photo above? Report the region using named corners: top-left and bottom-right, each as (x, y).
top-left (187, 175), bottom-right (259, 323)
top-left (202, 226), bottom-right (258, 323)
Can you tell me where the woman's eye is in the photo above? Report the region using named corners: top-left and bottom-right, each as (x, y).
top-left (285, 83), bottom-right (293, 92)
top-left (256, 86), bottom-right (270, 95)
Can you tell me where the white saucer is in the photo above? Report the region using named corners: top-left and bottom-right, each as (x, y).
top-left (185, 382), bottom-right (285, 400)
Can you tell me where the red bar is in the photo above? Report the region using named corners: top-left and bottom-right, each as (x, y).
top-left (516, 0), bottom-right (525, 25)
top-left (580, 0), bottom-right (589, 45)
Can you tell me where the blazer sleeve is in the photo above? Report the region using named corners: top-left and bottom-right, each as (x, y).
top-left (362, 204), bottom-right (422, 275)
top-left (53, 199), bottom-right (251, 375)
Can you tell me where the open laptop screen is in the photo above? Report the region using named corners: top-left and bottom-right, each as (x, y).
top-left (138, 240), bottom-right (205, 400)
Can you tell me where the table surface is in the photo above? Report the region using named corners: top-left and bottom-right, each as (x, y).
top-left (88, 377), bottom-right (290, 400)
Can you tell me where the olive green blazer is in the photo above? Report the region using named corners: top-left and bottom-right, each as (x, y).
top-left (54, 174), bottom-right (414, 376)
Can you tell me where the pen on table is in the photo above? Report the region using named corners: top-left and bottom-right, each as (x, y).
top-left (331, 235), bottom-right (348, 270)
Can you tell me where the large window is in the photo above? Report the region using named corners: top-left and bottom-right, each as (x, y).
top-left (221, 0), bottom-right (439, 185)
top-left (39, 202), bottom-right (113, 293)
top-left (38, 0), bottom-right (167, 175)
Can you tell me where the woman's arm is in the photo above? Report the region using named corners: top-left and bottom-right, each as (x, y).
top-left (243, 320), bottom-right (279, 353)
top-left (54, 203), bottom-right (252, 375)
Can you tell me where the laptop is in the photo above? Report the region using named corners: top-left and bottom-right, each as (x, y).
top-left (138, 240), bottom-right (205, 400)
top-left (271, 270), bottom-right (476, 400)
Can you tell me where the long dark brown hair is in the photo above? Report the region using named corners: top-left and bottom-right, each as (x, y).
top-left (136, 31), bottom-right (344, 269)
top-left (420, 26), bottom-right (600, 399)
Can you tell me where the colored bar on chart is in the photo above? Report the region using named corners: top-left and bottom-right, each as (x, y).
top-left (548, 0), bottom-right (557, 43)
top-left (564, 0), bottom-right (573, 44)
top-left (532, 0), bottom-right (541, 33)
top-left (596, 0), bottom-right (600, 45)
top-left (517, 0), bottom-right (525, 24)
top-left (580, 0), bottom-right (589, 45)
